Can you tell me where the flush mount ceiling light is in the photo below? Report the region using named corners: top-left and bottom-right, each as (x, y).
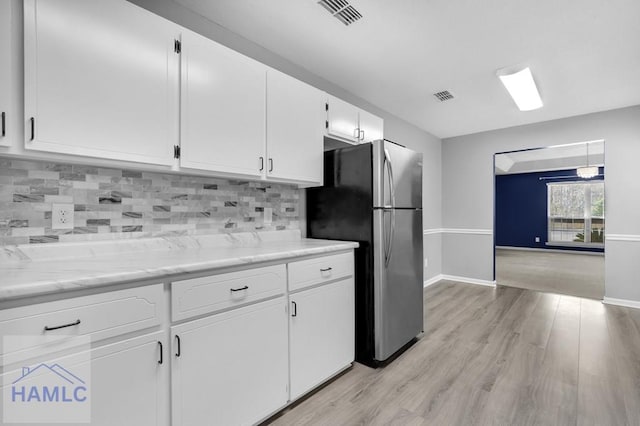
top-left (576, 142), bottom-right (598, 178)
top-left (497, 66), bottom-right (543, 111)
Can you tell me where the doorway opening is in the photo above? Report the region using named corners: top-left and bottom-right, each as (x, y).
top-left (493, 140), bottom-right (605, 300)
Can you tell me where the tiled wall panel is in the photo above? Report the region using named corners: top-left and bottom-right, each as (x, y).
top-left (0, 157), bottom-right (299, 245)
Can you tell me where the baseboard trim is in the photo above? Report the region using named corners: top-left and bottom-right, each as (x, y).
top-left (441, 274), bottom-right (496, 287)
top-left (423, 274), bottom-right (444, 288)
top-left (496, 246), bottom-right (604, 256)
top-left (603, 297), bottom-right (640, 309)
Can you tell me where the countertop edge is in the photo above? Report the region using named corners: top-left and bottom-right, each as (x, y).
top-left (0, 241), bottom-right (359, 303)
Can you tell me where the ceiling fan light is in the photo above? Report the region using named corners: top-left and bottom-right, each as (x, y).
top-left (497, 67), bottom-right (543, 111)
top-left (576, 166), bottom-right (598, 179)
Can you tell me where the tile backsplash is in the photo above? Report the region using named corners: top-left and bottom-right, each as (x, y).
top-left (0, 157), bottom-right (299, 245)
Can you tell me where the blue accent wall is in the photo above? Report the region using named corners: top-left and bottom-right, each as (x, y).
top-left (495, 167), bottom-right (604, 253)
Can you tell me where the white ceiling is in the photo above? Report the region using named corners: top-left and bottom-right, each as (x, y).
top-left (495, 140), bottom-right (605, 175)
top-left (174, 0), bottom-right (640, 139)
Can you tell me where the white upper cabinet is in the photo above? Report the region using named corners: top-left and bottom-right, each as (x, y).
top-left (266, 69), bottom-right (324, 186)
top-left (358, 109), bottom-right (384, 143)
top-left (23, 0), bottom-right (179, 166)
top-left (326, 94), bottom-right (384, 144)
top-left (326, 94), bottom-right (360, 143)
top-left (0, 0), bottom-right (15, 148)
top-left (179, 29), bottom-right (266, 178)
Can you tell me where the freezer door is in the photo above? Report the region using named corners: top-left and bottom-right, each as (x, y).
top-left (373, 208), bottom-right (424, 361)
top-left (373, 140), bottom-right (423, 209)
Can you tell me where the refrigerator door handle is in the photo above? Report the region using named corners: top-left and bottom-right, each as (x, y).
top-left (384, 148), bottom-right (396, 267)
top-left (382, 210), bottom-right (390, 266)
top-left (384, 148), bottom-right (396, 210)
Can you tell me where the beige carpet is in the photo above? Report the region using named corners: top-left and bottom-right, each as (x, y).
top-left (495, 248), bottom-right (605, 300)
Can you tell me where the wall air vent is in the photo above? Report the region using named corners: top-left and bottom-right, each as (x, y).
top-left (318, 0), bottom-right (363, 26)
top-left (433, 90), bottom-right (455, 102)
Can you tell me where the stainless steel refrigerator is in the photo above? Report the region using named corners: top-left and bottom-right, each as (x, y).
top-left (307, 139), bottom-right (423, 366)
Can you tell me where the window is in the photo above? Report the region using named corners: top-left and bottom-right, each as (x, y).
top-left (547, 181), bottom-right (604, 245)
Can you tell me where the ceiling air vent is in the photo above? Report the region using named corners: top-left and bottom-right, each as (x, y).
top-left (433, 90), bottom-right (455, 102)
top-left (318, 0), bottom-right (363, 26)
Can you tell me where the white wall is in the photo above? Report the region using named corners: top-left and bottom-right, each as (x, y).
top-left (127, 0), bottom-right (443, 281)
top-left (442, 105), bottom-right (640, 302)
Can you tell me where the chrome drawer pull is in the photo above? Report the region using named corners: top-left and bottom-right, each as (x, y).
top-left (230, 285), bottom-right (249, 292)
top-left (44, 319), bottom-right (81, 331)
top-left (320, 267), bottom-right (333, 272)
top-left (158, 341), bottom-right (163, 365)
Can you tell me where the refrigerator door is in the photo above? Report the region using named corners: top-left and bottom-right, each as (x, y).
top-left (373, 208), bottom-right (424, 361)
top-left (373, 140), bottom-right (423, 209)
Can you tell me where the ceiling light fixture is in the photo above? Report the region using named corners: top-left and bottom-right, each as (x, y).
top-left (497, 66), bottom-right (543, 111)
top-left (576, 142), bottom-right (598, 178)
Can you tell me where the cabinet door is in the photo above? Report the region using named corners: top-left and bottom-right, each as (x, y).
top-left (326, 95), bottom-right (360, 143)
top-left (289, 278), bottom-right (355, 401)
top-left (266, 69), bottom-right (324, 185)
top-left (358, 109), bottom-right (384, 143)
top-left (0, 0), bottom-right (14, 148)
top-left (90, 332), bottom-right (168, 426)
top-left (171, 297), bottom-right (288, 426)
top-left (180, 30), bottom-right (266, 178)
top-left (1, 331), bottom-right (167, 426)
top-left (23, 0), bottom-right (179, 165)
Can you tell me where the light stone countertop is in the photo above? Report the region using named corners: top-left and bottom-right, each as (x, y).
top-left (0, 230), bottom-right (358, 302)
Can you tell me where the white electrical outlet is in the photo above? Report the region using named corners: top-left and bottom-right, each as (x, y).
top-left (263, 207), bottom-right (273, 225)
top-left (52, 203), bottom-right (74, 229)
top-left (535, 236), bottom-right (540, 243)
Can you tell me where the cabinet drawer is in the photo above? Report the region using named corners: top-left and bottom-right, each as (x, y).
top-left (171, 264), bottom-right (286, 322)
top-left (0, 284), bottom-right (164, 361)
top-left (288, 252), bottom-right (354, 292)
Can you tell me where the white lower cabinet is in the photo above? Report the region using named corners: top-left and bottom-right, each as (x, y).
top-left (0, 251), bottom-right (354, 425)
top-left (171, 297), bottom-right (289, 426)
top-left (89, 331), bottom-right (167, 426)
top-left (1, 331), bottom-right (167, 426)
top-left (289, 278), bottom-right (355, 400)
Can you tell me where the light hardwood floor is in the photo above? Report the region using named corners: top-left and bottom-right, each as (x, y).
top-left (496, 248), bottom-right (605, 300)
top-left (265, 281), bottom-right (640, 425)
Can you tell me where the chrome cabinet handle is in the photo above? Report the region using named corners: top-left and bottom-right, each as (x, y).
top-left (353, 127), bottom-right (360, 139)
top-left (259, 157), bottom-right (264, 171)
top-left (360, 130), bottom-right (365, 141)
top-left (291, 301), bottom-right (297, 317)
top-left (44, 319), bottom-right (81, 331)
top-left (30, 117), bottom-right (35, 141)
top-left (175, 335), bottom-right (181, 357)
top-left (230, 285), bottom-right (249, 292)
top-left (269, 158), bottom-right (274, 172)
top-left (1, 112), bottom-right (5, 137)
top-left (320, 267), bottom-right (332, 272)
top-left (157, 341), bottom-right (163, 365)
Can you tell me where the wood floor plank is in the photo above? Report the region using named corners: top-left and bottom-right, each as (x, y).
top-left (577, 298), bottom-right (628, 426)
top-left (263, 282), bottom-right (640, 426)
top-left (604, 304), bottom-right (640, 425)
top-left (525, 295), bottom-right (580, 425)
